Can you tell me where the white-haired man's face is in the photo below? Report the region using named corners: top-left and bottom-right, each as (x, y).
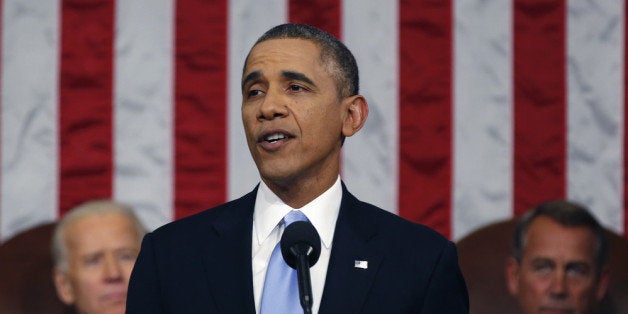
top-left (53, 212), bottom-right (141, 314)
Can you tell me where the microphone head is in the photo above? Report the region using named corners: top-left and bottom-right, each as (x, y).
top-left (280, 221), bottom-right (321, 269)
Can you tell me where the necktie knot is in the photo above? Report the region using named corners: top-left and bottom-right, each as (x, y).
top-left (283, 210), bottom-right (307, 226)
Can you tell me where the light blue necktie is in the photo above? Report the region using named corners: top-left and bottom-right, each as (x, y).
top-left (260, 210), bottom-right (308, 314)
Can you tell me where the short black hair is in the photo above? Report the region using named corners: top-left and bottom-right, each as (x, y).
top-left (243, 23), bottom-right (359, 98)
top-left (512, 200), bottom-right (609, 273)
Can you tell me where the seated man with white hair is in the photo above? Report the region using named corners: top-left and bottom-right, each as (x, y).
top-left (52, 200), bottom-right (146, 314)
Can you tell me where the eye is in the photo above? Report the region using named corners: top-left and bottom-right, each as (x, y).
top-left (117, 249), bottom-right (139, 262)
top-left (288, 84), bottom-right (308, 92)
top-left (533, 264), bottom-right (552, 274)
top-left (83, 254), bottom-right (102, 266)
top-left (247, 89), bottom-right (264, 98)
top-left (566, 263), bottom-right (591, 277)
top-left (530, 259), bottom-right (554, 275)
top-left (244, 82), bottom-right (266, 99)
top-left (119, 252), bottom-right (137, 262)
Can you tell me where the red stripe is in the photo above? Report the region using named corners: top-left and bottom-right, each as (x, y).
top-left (58, 0), bottom-right (115, 216)
top-left (288, 0), bottom-right (341, 39)
top-left (513, 0), bottom-right (566, 216)
top-left (398, 1), bottom-right (453, 238)
top-left (174, 0), bottom-right (228, 220)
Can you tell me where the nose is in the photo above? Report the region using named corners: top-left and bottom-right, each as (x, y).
top-left (103, 255), bottom-right (123, 282)
top-left (258, 87), bottom-right (288, 120)
top-left (548, 272), bottom-right (568, 299)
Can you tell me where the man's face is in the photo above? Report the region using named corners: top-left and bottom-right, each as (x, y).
top-left (53, 212), bottom-right (141, 314)
top-left (506, 216), bottom-right (608, 314)
top-left (241, 38), bottom-right (349, 190)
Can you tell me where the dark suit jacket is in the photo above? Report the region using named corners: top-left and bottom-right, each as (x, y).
top-left (127, 184), bottom-right (469, 313)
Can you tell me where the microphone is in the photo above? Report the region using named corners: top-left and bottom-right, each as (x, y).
top-left (280, 221), bottom-right (321, 314)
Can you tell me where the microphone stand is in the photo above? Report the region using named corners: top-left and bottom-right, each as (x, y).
top-left (295, 250), bottom-right (314, 314)
top-left (281, 220), bottom-right (320, 314)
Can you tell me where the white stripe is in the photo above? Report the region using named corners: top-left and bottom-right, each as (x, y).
top-left (227, 0), bottom-right (288, 200)
top-left (342, 0), bottom-right (399, 214)
top-left (567, 0), bottom-right (625, 234)
top-left (1, 0), bottom-right (60, 241)
top-left (453, 0), bottom-right (514, 240)
top-left (113, 0), bottom-right (175, 232)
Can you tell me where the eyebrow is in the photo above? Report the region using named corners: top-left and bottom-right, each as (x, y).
top-left (281, 71), bottom-right (316, 87)
top-left (530, 257), bottom-right (554, 265)
top-left (240, 70), bottom-right (317, 92)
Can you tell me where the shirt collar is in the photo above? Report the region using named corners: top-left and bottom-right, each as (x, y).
top-left (253, 176), bottom-right (342, 249)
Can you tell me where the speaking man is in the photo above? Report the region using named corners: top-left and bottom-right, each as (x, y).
top-left (127, 23), bottom-right (469, 313)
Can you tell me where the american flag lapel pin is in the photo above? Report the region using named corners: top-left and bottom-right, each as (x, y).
top-left (354, 260), bottom-right (368, 269)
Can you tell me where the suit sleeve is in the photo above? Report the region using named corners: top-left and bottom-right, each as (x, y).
top-left (126, 232), bottom-right (165, 314)
top-left (421, 241), bottom-right (469, 313)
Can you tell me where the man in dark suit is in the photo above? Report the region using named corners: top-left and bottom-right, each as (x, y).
top-left (127, 23), bottom-right (468, 313)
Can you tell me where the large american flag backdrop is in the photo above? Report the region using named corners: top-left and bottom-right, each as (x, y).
top-left (1, 0), bottom-right (626, 242)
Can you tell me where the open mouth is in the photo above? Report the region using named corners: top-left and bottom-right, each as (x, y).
top-left (259, 131), bottom-right (294, 144)
top-left (264, 132), bottom-right (288, 143)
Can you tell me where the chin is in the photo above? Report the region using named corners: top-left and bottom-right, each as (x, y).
top-left (261, 173), bottom-right (293, 186)
top-left (259, 164), bottom-right (296, 182)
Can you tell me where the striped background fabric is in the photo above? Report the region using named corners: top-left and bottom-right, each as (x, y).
top-left (1, 0), bottom-right (626, 242)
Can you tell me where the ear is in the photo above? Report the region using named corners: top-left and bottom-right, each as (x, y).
top-left (505, 257), bottom-right (520, 296)
top-left (341, 95), bottom-right (368, 137)
top-left (596, 266), bottom-right (610, 301)
top-left (53, 268), bottom-right (76, 305)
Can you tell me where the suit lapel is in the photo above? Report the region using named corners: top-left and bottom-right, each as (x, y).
top-left (199, 188), bottom-right (257, 313)
top-left (319, 186), bottom-right (384, 314)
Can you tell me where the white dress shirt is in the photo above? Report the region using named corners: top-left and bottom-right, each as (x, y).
top-left (252, 176), bottom-right (342, 314)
